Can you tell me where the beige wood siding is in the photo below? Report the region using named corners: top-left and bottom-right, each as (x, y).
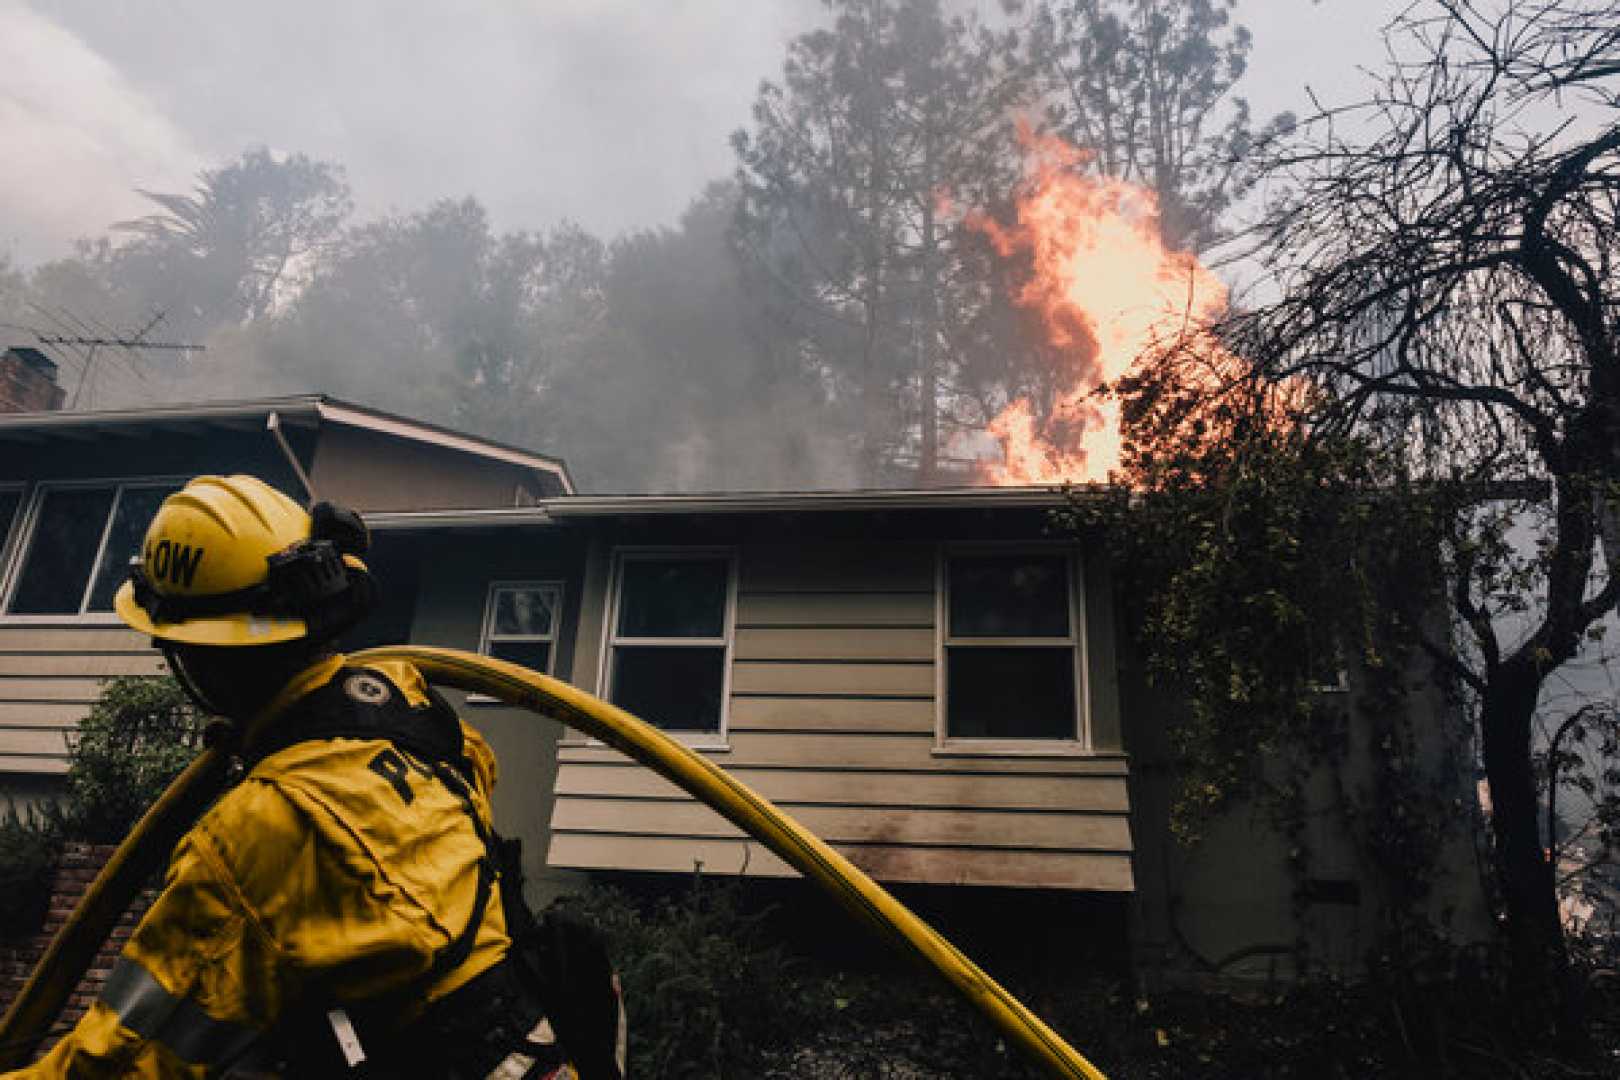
top-left (554, 799), bottom-right (1130, 850)
top-left (0, 626), bottom-right (163, 774)
top-left (730, 662), bottom-right (934, 696)
top-left (555, 538), bottom-right (1134, 891)
top-left (560, 735), bottom-right (1128, 773)
top-left (547, 833), bottom-right (1134, 891)
top-left (308, 426), bottom-right (531, 512)
top-left (554, 763), bottom-right (1131, 812)
top-left (734, 627), bottom-right (935, 662)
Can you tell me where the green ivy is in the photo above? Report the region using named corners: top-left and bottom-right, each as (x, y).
top-left (1063, 361), bottom-right (1472, 973)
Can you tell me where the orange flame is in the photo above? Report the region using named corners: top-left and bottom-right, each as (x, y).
top-left (966, 129), bottom-right (1234, 485)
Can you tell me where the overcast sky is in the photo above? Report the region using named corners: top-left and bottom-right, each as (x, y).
top-left (1, 0), bottom-right (1404, 267)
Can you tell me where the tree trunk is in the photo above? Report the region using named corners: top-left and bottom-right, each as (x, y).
top-left (1479, 658), bottom-right (1583, 1044)
top-left (858, 51), bottom-right (890, 487)
top-left (918, 145), bottom-right (940, 486)
top-left (859, 302), bottom-right (884, 485)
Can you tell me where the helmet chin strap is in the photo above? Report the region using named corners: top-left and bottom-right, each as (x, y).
top-left (162, 645), bottom-right (227, 717)
top-left (162, 642), bottom-right (320, 723)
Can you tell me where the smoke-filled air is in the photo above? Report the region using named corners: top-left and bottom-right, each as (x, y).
top-left (0, 0), bottom-right (1304, 493)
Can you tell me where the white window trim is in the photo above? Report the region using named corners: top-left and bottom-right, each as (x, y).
top-left (583, 546), bottom-right (738, 751)
top-left (469, 580), bottom-right (564, 704)
top-left (933, 542), bottom-right (1093, 756)
top-left (0, 476), bottom-right (188, 625)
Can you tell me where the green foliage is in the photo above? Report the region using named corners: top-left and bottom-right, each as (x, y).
top-left (64, 677), bottom-right (203, 843)
top-left (760, 967), bottom-right (1620, 1077)
top-left (561, 871), bottom-right (1620, 1076)
top-left (0, 802), bottom-right (64, 938)
top-left (1063, 346), bottom-right (1476, 972)
top-left (561, 878), bottom-right (812, 1078)
top-left (1068, 368), bottom-right (1447, 841)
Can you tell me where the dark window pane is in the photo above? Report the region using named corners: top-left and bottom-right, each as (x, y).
top-left (86, 486), bottom-right (180, 612)
top-left (0, 489), bottom-right (20, 549)
top-left (493, 587), bottom-right (557, 637)
top-left (947, 647), bottom-right (1076, 739)
top-left (611, 646), bottom-right (725, 732)
top-left (9, 487), bottom-right (116, 614)
top-left (489, 639), bottom-right (552, 674)
top-left (617, 559), bottom-right (727, 638)
top-left (949, 555), bottom-right (1070, 638)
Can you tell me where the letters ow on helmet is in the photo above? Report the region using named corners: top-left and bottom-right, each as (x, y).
top-left (113, 475), bottom-right (368, 647)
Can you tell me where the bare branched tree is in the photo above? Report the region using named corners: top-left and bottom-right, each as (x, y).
top-left (1218, 0), bottom-right (1619, 1039)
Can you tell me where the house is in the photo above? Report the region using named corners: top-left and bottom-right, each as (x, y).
top-left (0, 395), bottom-right (1489, 981)
top-left (0, 395), bottom-right (569, 824)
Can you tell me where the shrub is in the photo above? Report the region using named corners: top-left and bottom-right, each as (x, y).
top-left (64, 677), bottom-right (203, 843)
top-left (559, 877), bottom-right (813, 1078)
top-left (0, 801), bottom-right (63, 938)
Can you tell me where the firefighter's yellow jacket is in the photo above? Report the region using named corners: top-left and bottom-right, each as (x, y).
top-left (11, 656), bottom-right (514, 1078)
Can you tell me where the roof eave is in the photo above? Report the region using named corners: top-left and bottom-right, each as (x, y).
top-left (362, 508), bottom-right (557, 532)
top-left (0, 396), bottom-right (324, 438)
top-left (314, 400), bottom-right (575, 494)
top-left (0, 394), bottom-right (576, 494)
top-left (541, 485), bottom-right (1111, 517)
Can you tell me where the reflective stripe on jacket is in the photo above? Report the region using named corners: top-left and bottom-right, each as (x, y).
top-left (10, 655), bottom-right (512, 1078)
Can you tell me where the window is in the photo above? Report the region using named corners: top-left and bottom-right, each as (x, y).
top-left (479, 582), bottom-right (562, 676)
top-left (604, 552), bottom-right (734, 735)
top-left (941, 551), bottom-right (1083, 742)
top-left (4, 481), bottom-right (182, 617)
top-left (0, 485), bottom-right (22, 559)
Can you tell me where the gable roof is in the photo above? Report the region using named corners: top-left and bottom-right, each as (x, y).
top-left (0, 394), bottom-right (575, 494)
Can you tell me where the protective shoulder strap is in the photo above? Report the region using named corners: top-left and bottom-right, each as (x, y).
top-left (246, 666), bottom-right (472, 782)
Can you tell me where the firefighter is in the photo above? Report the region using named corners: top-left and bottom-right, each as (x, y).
top-left (10, 475), bottom-right (623, 1079)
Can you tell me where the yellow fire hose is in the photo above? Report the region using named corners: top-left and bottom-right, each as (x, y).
top-left (0, 646), bottom-right (1107, 1079)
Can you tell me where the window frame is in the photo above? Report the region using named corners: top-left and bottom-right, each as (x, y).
top-left (594, 546), bottom-right (738, 750)
top-left (0, 476), bottom-right (188, 624)
top-left (934, 542), bottom-right (1091, 755)
top-left (469, 579), bottom-right (564, 704)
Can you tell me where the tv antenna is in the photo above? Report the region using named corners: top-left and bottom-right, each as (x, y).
top-left (25, 306), bottom-right (203, 408)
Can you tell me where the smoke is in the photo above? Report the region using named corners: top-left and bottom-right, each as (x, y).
top-left (4, 163), bottom-right (869, 494)
top-left (0, 2), bottom-right (877, 493)
top-left (0, 1), bottom-right (1350, 494)
top-left (0, 2), bottom-right (201, 265)
top-left (19, 1), bottom-right (815, 254)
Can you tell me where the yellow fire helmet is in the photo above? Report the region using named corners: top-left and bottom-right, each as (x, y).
top-left (113, 475), bottom-right (372, 647)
